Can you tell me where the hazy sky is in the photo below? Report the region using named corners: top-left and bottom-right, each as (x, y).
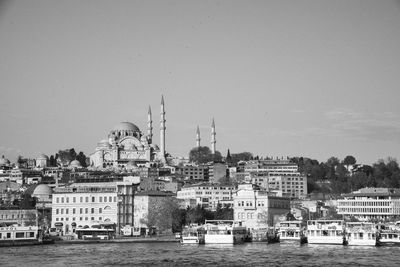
top-left (1, 0), bottom-right (400, 165)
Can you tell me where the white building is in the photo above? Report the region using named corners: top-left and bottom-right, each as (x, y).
top-left (51, 183), bottom-right (118, 235)
top-left (268, 172), bottom-right (307, 199)
top-left (233, 183), bottom-right (290, 230)
top-left (176, 183), bottom-right (234, 210)
top-left (337, 187), bottom-right (400, 221)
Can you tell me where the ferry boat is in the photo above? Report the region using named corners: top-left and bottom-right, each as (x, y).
top-left (278, 221), bottom-right (307, 244)
top-left (306, 220), bottom-right (345, 245)
top-left (378, 222), bottom-right (400, 246)
top-left (346, 222), bottom-right (378, 246)
top-left (181, 226), bottom-right (205, 244)
top-left (0, 225), bottom-right (42, 247)
top-left (204, 220), bottom-right (247, 244)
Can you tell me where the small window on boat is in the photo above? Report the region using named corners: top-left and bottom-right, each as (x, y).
top-left (16, 232), bottom-right (25, 238)
top-left (29, 232), bottom-right (35, 237)
top-left (7, 233), bottom-right (11, 238)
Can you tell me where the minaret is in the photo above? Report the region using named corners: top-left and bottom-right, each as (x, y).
top-left (211, 118), bottom-right (216, 154)
top-left (147, 106), bottom-right (153, 143)
top-left (160, 95), bottom-right (166, 159)
top-left (196, 126), bottom-right (201, 148)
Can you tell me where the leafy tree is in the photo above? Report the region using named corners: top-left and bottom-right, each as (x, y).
top-left (57, 148), bottom-right (77, 166)
top-left (343, 155), bottom-right (357, 166)
top-left (76, 151), bottom-right (87, 167)
top-left (214, 204), bottom-right (233, 220)
top-left (230, 152), bottom-right (253, 165)
top-left (24, 211), bottom-right (38, 226)
top-left (140, 197), bottom-right (180, 234)
top-left (189, 146), bottom-right (222, 164)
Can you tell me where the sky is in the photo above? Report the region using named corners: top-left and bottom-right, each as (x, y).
top-left (0, 0), bottom-right (400, 165)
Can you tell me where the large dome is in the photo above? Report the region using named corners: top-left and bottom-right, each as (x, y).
top-left (112, 122), bottom-right (140, 133)
top-left (32, 184), bottom-right (52, 196)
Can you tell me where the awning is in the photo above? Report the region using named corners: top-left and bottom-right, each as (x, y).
top-left (54, 222), bottom-right (63, 227)
top-left (71, 222), bottom-right (77, 227)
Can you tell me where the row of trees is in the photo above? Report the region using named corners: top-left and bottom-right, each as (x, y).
top-left (292, 156), bottom-right (400, 194)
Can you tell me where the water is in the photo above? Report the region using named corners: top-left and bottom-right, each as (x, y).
top-left (1, 242), bottom-right (399, 266)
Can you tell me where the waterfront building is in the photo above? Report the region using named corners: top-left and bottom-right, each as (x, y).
top-left (51, 183), bottom-right (118, 235)
top-left (90, 96), bottom-right (166, 169)
top-left (133, 191), bottom-right (175, 234)
top-left (337, 187), bottom-right (400, 221)
top-left (116, 176), bottom-right (140, 234)
top-left (233, 183), bottom-right (291, 229)
top-left (176, 183), bottom-right (234, 210)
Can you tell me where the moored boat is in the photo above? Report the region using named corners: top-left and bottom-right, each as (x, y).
top-left (346, 222), bottom-right (378, 246)
top-left (251, 227), bottom-right (279, 243)
top-left (306, 220), bottom-right (345, 245)
top-left (181, 226), bottom-right (205, 244)
top-left (378, 222), bottom-right (400, 246)
top-left (204, 220), bottom-right (247, 244)
top-left (278, 220), bottom-right (307, 244)
top-left (0, 225), bottom-right (43, 247)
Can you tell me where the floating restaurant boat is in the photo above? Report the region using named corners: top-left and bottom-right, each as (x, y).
top-left (278, 220), bottom-right (307, 244)
top-left (346, 222), bottom-right (378, 246)
top-left (378, 221), bottom-right (400, 246)
top-left (204, 220), bottom-right (247, 244)
top-left (306, 220), bottom-right (345, 245)
top-left (0, 225), bottom-right (44, 247)
top-left (181, 225), bottom-right (205, 244)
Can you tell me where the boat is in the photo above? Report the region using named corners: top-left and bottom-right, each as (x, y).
top-left (204, 220), bottom-right (247, 244)
top-left (181, 225), bottom-right (205, 244)
top-left (0, 225), bottom-right (43, 247)
top-left (346, 222), bottom-right (378, 246)
top-left (378, 222), bottom-right (400, 246)
top-left (278, 220), bottom-right (307, 244)
top-left (306, 220), bottom-right (345, 245)
top-left (251, 227), bottom-right (279, 243)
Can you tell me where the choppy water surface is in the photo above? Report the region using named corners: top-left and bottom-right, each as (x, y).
top-left (1, 242), bottom-right (399, 266)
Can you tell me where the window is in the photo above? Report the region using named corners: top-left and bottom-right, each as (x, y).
top-left (61, 209), bottom-right (64, 214)
top-left (80, 197), bottom-right (83, 203)
top-left (92, 197), bottom-right (95, 202)
top-left (109, 196), bottom-right (112, 202)
top-left (99, 217), bottom-right (102, 221)
top-left (85, 197), bottom-right (89, 202)
top-left (61, 197), bottom-right (64, 203)
top-left (56, 209), bottom-right (59, 215)
top-left (73, 197), bottom-right (76, 203)
top-left (66, 197), bottom-right (69, 203)
top-left (99, 208), bottom-right (102, 214)
top-left (114, 197), bottom-right (116, 202)
top-left (100, 197), bottom-right (102, 202)
top-left (56, 197), bottom-right (59, 203)
top-left (80, 208), bottom-right (83, 214)
top-left (91, 217), bottom-right (95, 220)
top-left (91, 208), bottom-right (94, 214)
top-left (73, 208), bottom-right (76, 214)
top-left (85, 208), bottom-right (88, 214)
top-left (66, 209), bottom-right (69, 214)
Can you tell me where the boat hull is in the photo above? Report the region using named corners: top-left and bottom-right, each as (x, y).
top-left (307, 236), bottom-right (344, 245)
top-left (204, 234), bottom-right (244, 244)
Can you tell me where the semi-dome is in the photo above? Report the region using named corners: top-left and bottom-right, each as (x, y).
top-left (112, 122), bottom-right (140, 133)
top-left (0, 155), bottom-right (10, 166)
top-left (37, 154), bottom-right (49, 160)
top-left (69, 160), bottom-right (82, 168)
top-left (32, 184), bottom-right (52, 196)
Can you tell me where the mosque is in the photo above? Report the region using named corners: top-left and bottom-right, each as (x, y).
top-left (89, 96), bottom-right (167, 169)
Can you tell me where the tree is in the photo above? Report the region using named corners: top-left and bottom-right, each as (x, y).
top-left (76, 151), bottom-right (87, 167)
top-left (189, 146), bottom-right (222, 164)
top-left (214, 204), bottom-right (233, 220)
top-left (343, 155), bottom-right (357, 166)
top-left (57, 148), bottom-right (77, 166)
top-left (140, 197), bottom-right (180, 234)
